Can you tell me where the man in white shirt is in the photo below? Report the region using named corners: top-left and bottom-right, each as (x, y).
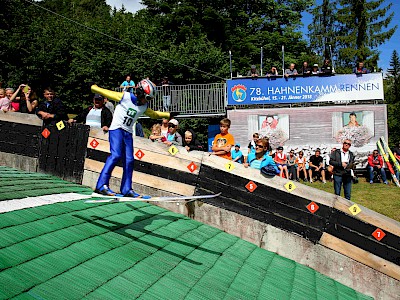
top-left (329, 139), bottom-right (355, 200)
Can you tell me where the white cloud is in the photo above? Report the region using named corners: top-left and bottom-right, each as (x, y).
top-left (106, 0), bottom-right (144, 13)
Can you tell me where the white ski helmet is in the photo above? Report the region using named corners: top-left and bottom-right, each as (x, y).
top-left (137, 78), bottom-right (157, 100)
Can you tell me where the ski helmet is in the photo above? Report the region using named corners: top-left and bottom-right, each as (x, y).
top-left (137, 79), bottom-right (157, 100)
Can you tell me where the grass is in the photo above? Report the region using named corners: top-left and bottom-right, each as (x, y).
top-left (301, 177), bottom-right (400, 222)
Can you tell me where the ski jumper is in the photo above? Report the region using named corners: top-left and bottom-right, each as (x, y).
top-left (91, 85), bottom-right (169, 194)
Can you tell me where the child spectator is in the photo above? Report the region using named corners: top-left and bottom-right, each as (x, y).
top-left (0, 89), bottom-right (10, 111)
top-left (231, 144), bottom-right (244, 164)
top-left (183, 129), bottom-right (203, 152)
top-left (295, 150), bottom-right (308, 182)
top-left (274, 146), bottom-right (289, 178)
top-left (211, 118), bottom-right (235, 160)
top-left (247, 133), bottom-right (259, 155)
top-left (163, 119), bottom-right (182, 146)
top-left (244, 138), bottom-right (278, 172)
top-left (287, 149), bottom-right (297, 180)
top-left (149, 123), bottom-right (165, 142)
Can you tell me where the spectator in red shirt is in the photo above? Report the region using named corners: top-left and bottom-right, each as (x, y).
top-left (367, 150), bottom-right (388, 184)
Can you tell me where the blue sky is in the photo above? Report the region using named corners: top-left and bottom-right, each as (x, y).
top-left (106, 0), bottom-right (398, 72)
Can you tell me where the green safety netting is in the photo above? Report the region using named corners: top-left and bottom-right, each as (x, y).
top-left (0, 166), bottom-right (372, 300)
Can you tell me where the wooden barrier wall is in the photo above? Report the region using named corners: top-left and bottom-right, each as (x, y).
top-left (1, 113), bottom-right (399, 299)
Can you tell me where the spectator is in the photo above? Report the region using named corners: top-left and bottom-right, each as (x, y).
top-left (367, 150), bottom-right (388, 184)
top-left (163, 118), bottom-right (182, 146)
top-left (160, 76), bottom-right (173, 112)
top-left (36, 87), bottom-right (68, 125)
top-left (18, 85), bottom-right (39, 114)
top-left (329, 139), bottom-right (355, 200)
top-left (300, 61), bottom-right (311, 76)
top-left (183, 129), bottom-right (203, 152)
top-left (103, 97), bottom-right (114, 115)
top-left (346, 112), bottom-right (360, 127)
top-left (231, 143), bottom-right (244, 164)
top-left (135, 122), bottom-right (144, 137)
top-left (120, 74), bottom-right (135, 93)
top-left (211, 118), bottom-right (235, 160)
top-left (326, 147), bottom-right (337, 181)
top-left (287, 149), bottom-right (297, 181)
top-left (247, 65), bottom-right (259, 78)
top-left (149, 123), bottom-right (165, 142)
top-left (320, 58), bottom-right (333, 75)
top-left (295, 150), bottom-right (308, 182)
top-left (274, 146), bottom-right (289, 178)
top-left (0, 88), bottom-right (11, 111)
top-left (7, 88), bottom-right (20, 112)
top-left (353, 61), bottom-right (370, 74)
top-left (266, 66), bottom-right (279, 77)
top-left (308, 149), bottom-right (326, 183)
top-left (247, 133), bottom-right (260, 156)
top-left (160, 118), bottom-right (169, 138)
top-left (311, 64), bottom-right (320, 75)
top-left (68, 94), bottom-right (112, 131)
top-left (284, 63), bottom-right (298, 78)
top-left (244, 138), bottom-right (278, 172)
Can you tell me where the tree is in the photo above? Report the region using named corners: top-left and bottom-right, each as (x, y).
top-left (309, 0), bottom-right (397, 73)
top-left (308, 0), bottom-right (338, 60)
top-left (386, 50), bottom-right (400, 146)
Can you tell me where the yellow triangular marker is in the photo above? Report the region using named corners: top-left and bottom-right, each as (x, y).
top-left (349, 204), bottom-right (361, 216)
top-left (169, 145), bottom-right (178, 155)
top-left (284, 181), bottom-right (297, 192)
top-left (225, 161), bottom-right (235, 171)
top-left (56, 121), bottom-right (65, 130)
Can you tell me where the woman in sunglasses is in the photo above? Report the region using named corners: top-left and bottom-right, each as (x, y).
top-left (244, 138), bottom-right (278, 174)
top-left (90, 79), bottom-right (170, 198)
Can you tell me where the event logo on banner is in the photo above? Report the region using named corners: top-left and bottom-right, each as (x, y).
top-left (227, 73), bottom-right (384, 105)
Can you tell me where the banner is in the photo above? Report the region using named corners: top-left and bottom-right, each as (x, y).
top-left (227, 73), bottom-right (384, 105)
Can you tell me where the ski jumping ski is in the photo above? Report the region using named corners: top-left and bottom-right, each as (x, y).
top-left (85, 192), bottom-right (222, 203)
top-left (380, 136), bottom-right (400, 173)
top-left (377, 140), bottom-right (400, 187)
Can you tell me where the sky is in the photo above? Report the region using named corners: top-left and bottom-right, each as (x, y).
top-left (106, 0), bottom-right (399, 72)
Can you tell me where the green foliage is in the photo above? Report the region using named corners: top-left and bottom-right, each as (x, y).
top-left (385, 50), bottom-right (400, 146)
top-left (309, 0), bottom-right (397, 71)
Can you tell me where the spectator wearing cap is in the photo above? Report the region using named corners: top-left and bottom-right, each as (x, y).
top-left (267, 66), bottom-right (279, 77)
top-left (163, 118), bottom-right (182, 146)
top-left (311, 64), bottom-right (320, 75)
top-left (68, 93), bottom-right (113, 131)
top-left (231, 143), bottom-right (244, 164)
top-left (247, 65), bottom-right (260, 78)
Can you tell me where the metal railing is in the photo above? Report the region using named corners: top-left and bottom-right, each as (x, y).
top-left (116, 83), bottom-right (227, 117)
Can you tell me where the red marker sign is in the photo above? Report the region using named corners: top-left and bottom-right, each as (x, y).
top-left (307, 202), bottom-right (319, 214)
top-left (187, 162), bottom-right (197, 173)
top-left (41, 128), bottom-right (50, 139)
top-left (245, 181), bottom-right (257, 192)
top-left (90, 139), bottom-right (99, 149)
top-left (372, 228), bottom-right (386, 241)
top-left (135, 149), bottom-right (144, 160)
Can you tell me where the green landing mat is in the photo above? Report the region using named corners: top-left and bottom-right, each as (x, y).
top-left (0, 166), bottom-right (372, 300)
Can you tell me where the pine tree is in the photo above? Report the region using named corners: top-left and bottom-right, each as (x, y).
top-left (386, 50), bottom-right (400, 104)
top-left (308, 0), bottom-right (337, 60)
top-left (335, 0), bottom-right (397, 72)
top-left (309, 0), bottom-right (397, 73)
